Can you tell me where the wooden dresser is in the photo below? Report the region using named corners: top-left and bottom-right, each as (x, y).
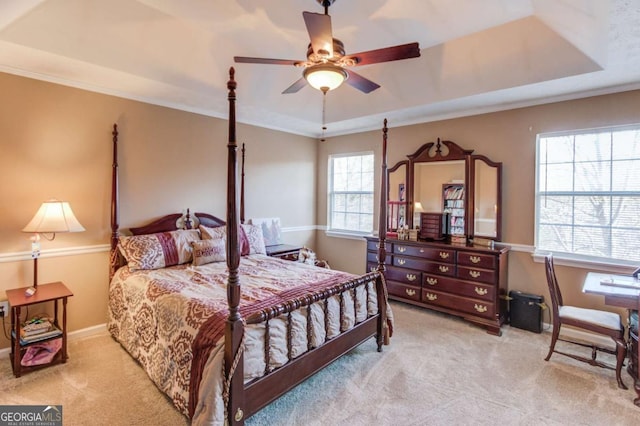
top-left (366, 237), bottom-right (509, 335)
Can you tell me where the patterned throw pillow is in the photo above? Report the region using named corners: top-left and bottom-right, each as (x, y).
top-left (241, 224), bottom-right (266, 255)
top-left (200, 224), bottom-right (259, 256)
top-left (191, 238), bottom-right (226, 266)
top-left (118, 229), bottom-right (200, 271)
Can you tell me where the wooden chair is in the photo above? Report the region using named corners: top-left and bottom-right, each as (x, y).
top-left (544, 254), bottom-right (627, 389)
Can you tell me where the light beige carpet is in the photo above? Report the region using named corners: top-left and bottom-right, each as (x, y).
top-left (1, 302), bottom-right (638, 425)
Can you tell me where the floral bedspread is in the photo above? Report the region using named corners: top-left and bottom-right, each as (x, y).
top-left (108, 255), bottom-right (381, 421)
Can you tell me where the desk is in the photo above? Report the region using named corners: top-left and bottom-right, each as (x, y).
top-left (584, 272), bottom-right (640, 407)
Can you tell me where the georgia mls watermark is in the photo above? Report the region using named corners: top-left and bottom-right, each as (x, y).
top-left (0, 405), bottom-right (62, 426)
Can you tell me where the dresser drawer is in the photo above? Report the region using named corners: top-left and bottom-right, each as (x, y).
top-left (421, 289), bottom-right (496, 319)
top-left (385, 265), bottom-right (421, 286)
top-left (423, 274), bottom-right (495, 302)
top-left (457, 266), bottom-right (496, 285)
top-left (367, 251), bottom-right (392, 264)
top-left (457, 251), bottom-right (496, 270)
top-left (394, 244), bottom-right (455, 263)
top-left (387, 280), bottom-right (421, 302)
top-left (393, 256), bottom-right (456, 277)
top-left (367, 240), bottom-right (392, 253)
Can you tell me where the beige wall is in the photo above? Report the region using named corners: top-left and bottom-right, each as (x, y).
top-left (317, 90), bottom-right (640, 321)
top-left (2, 70), bottom-right (638, 349)
top-left (0, 72), bottom-right (316, 349)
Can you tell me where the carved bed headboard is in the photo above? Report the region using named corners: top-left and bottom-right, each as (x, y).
top-left (108, 124), bottom-right (243, 279)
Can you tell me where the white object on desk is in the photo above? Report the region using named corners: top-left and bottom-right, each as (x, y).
top-left (600, 275), bottom-right (640, 289)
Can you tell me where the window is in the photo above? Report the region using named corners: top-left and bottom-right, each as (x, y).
top-left (328, 152), bottom-right (374, 234)
top-left (535, 124), bottom-right (640, 265)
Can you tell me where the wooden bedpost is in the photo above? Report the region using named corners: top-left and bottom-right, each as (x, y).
top-left (225, 67), bottom-right (246, 425)
top-left (376, 119), bottom-right (389, 351)
top-left (241, 143), bottom-right (245, 224)
top-left (377, 119), bottom-right (388, 272)
top-left (109, 123), bottom-right (120, 281)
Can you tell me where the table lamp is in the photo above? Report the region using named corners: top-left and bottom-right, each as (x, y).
top-left (413, 201), bottom-right (424, 228)
top-left (22, 199), bottom-right (85, 294)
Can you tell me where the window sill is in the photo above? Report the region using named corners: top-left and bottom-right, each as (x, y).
top-left (325, 230), bottom-right (372, 241)
top-left (532, 251), bottom-right (638, 274)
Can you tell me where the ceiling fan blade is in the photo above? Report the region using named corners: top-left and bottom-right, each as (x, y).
top-left (234, 56), bottom-right (299, 66)
top-left (345, 70), bottom-right (380, 94)
top-left (343, 42), bottom-right (421, 66)
top-left (282, 77), bottom-right (308, 94)
top-left (303, 11), bottom-right (333, 58)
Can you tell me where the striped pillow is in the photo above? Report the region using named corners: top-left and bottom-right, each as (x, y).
top-left (118, 229), bottom-right (200, 271)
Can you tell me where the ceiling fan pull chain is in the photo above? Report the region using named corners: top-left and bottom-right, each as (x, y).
top-left (321, 89), bottom-right (327, 141)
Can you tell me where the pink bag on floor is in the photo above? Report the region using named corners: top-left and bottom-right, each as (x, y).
top-left (21, 338), bottom-right (62, 366)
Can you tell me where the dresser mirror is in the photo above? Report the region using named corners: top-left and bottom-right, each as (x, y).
top-left (470, 155), bottom-right (502, 241)
top-left (387, 138), bottom-right (502, 241)
top-left (387, 160), bottom-right (408, 231)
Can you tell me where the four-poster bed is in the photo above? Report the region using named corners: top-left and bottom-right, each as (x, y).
top-left (107, 68), bottom-right (391, 425)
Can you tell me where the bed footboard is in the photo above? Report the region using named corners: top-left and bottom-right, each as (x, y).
top-left (241, 270), bottom-right (386, 418)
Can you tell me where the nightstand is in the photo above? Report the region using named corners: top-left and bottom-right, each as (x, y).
top-left (266, 244), bottom-right (302, 261)
top-left (6, 281), bottom-right (73, 377)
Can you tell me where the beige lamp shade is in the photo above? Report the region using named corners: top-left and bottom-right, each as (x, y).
top-left (23, 199), bottom-right (85, 234)
top-left (414, 202), bottom-right (425, 212)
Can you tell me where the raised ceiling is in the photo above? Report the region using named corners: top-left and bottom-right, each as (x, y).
top-left (1, 0), bottom-right (639, 138)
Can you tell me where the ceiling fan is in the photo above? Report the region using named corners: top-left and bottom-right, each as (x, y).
top-left (234, 0), bottom-right (421, 94)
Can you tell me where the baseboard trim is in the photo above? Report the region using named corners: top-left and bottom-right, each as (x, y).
top-left (0, 323), bottom-right (108, 358)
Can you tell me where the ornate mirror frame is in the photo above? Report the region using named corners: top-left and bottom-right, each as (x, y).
top-left (388, 138), bottom-right (503, 242)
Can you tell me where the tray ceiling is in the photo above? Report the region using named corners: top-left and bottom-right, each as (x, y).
top-left (1, 0), bottom-right (639, 138)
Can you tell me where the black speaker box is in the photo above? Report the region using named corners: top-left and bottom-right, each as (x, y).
top-left (509, 290), bottom-right (544, 333)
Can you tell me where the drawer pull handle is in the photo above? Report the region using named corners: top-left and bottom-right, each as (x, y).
top-left (474, 304), bottom-right (488, 313)
top-left (426, 277), bottom-right (438, 286)
top-left (420, 248), bottom-right (425, 253)
top-left (439, 265), bottom-right (449, 273)
top-left (398, 247), bottom-right (407, 253)
top-left (475, 287), bottom-right (488, 295)
top-left (439, 252), bottom-right (449, 259)
top-left (425, 293), bottom-right (438, 301)
top-left (406, 274), bottom-right (417, 282)
top-left (405, 289), bottom-right (416, 297)
top-left (470, 256), bottom-right (481, 264)
top-left (469, 270), bottom-right (481, 278)
top-left (398, 259), bottom-right (406, 266)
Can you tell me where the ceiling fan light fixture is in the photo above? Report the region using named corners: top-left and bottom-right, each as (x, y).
top-left (303, 64), bottom-right (347, 92)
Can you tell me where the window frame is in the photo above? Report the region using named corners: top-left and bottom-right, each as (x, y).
top-left (534, 123), bottom-right (640, 269)
top-left (327, 151), bottom-right (375, 237)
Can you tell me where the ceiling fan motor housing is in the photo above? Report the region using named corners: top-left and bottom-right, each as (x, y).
top-left (316, 0), bottom-right (337, 8)
top-left (307, 38), bottom-right (346, 63)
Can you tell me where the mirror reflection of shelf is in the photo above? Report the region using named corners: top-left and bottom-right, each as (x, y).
top-left (443, 183), bottom-right (465, 236)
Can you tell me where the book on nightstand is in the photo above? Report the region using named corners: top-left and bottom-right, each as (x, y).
top-left (13, 325), bottom-right (62, 345)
